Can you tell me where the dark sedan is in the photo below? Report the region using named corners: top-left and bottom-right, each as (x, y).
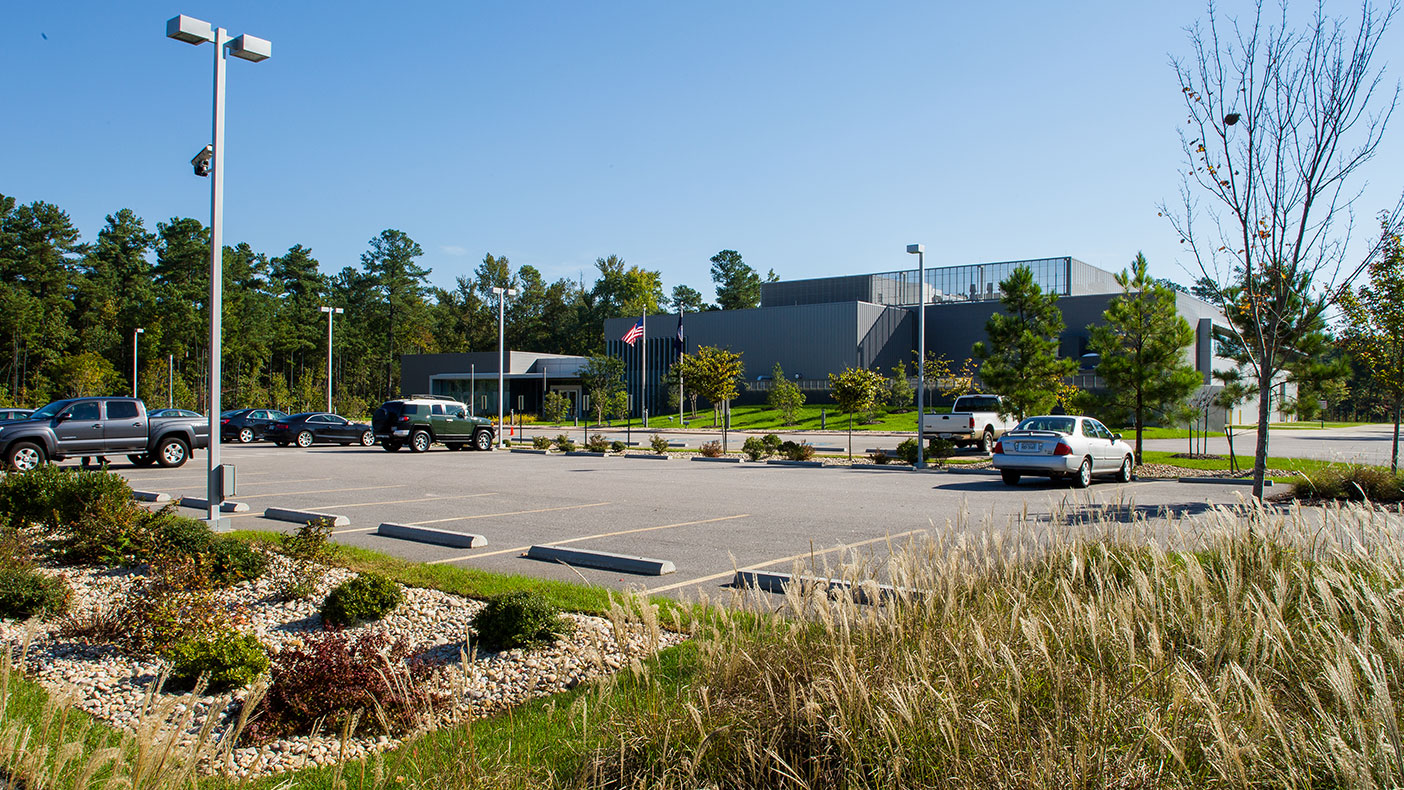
top-left (0, 409), bottom-right (33, 421)
top-left (220, 408), bottom-right (289, 443)
top-left (265, 413), bottom-right (373, 448)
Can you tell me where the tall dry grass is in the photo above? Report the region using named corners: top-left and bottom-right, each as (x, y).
top-left (582, 500), bottom-right (1404, 789)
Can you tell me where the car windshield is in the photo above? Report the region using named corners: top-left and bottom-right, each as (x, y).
top-left (31, 401), bottom-right (69, 420)
top-left (221, 410), bottom-right (245, 418)
top-left (1015, 416), bottom-right (1076, 434)
top-left (956, 396), bottom-right (1001, 412)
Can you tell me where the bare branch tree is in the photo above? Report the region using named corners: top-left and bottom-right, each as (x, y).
top-left (1160, 0), bottom-right (1399, 498)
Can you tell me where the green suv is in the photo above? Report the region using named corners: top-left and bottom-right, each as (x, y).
top-left (372, 396), bottom-right (495, 452)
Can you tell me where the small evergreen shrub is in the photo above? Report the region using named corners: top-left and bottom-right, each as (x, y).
top-left (204, 537), bottom-right (269, 585)
top-left (762, 434), bottom-right (783, 455)
top-left (743, 436), bottom-right (767, 461)
top-left (896, 438), bottom-right (920, 465)
top-left (277, 517), bottom-right (335, 600)
top-left (532, 435), bottom-right (553, 450)
top-left (868, 450), bottom-right (892, 465)
top-left (473, 590), bottom-right (569, 651)
top-left (555, 434), bottom-right (577, 453)
top-left (0, 566), bottom-right (71, 620)
top-left (928, 438), bottom-right (957, 467)
top-left (650, 434), bottom-right (671, 454)
top-left (147, 514), bottom-right (267, 585)
top-left (321, 572), bottom-right (404, 627)
top-left (164, 630), bottom-right (269, 691)
top-left (779, 441), bottom-right (815, 461)
top-left (586, 434), bottom-right (610, 453)
top-left (240, 630), bottom-right (443, 744)
top-left (700, 440), bottom-right (723, 458)
top-left (0, 466), bottom-right (149, 565)
top-left (611, 440), bottom-right (627, 454)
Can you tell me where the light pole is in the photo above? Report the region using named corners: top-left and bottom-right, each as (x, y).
top-left (907, 244), bottom-right (926, 469)
top-left (491, 286), bottom-right (517, 448)
top-left (132, 328), bottom-right (145, 398)
top-left (168, 355), bottom-right (174, 408)
top-left (167, 14), bottom-right (271, 530)
top-left (319, 306), bottom-right (343, 413)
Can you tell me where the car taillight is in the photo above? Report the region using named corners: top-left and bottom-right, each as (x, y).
top-left (992, 440), bottom-right (1003, 454)
top-left (220, 418), bottom-right (230, 424)
top-left (1054, 442), bottom-right (1072, 456)
top-left (968, 417), bottom-right (974, 430)
top-left (399, 416), bottom-right (410, 424)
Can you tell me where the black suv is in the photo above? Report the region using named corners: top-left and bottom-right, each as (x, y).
top-left (372, 396), bottom-right (494, 452)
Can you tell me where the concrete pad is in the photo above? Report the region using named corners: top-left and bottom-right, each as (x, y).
top-left (526, 545), bottom-right (676, 575)
top-left (765, 459), bottom-right (824, 468)
top-left (377, 522), bottom-right (486, 548)
top-left (176, 497), bottom-right (249, 513)
top-left (624, 453), bottom-right (673, 460)
top-left (132, 490), bottom-right (171, 503)
top-left (263, 507), bottom-right (350, 527)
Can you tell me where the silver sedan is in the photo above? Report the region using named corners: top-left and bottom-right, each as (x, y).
top-left (992, 415), bottom-right (1135, 488)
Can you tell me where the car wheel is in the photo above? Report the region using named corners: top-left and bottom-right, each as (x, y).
top-left (296, 431), bottom-right (314, 448)
top-left (1001, 470), bottom-right (1021, 486)
top-left (156, 437), bottom-right (189, 468)
top-left (980, 430), bottom-right (994, 454)
top-left (127, 454), bottom-right (154, 467)
top-left (238, 427), bottom-right (254, 443)
top-left (1072, 458), bottom-right (1092, 489)
top-left (409, 430), bottom-right (431, 453)
top-left (360, 430), bottom-right (374, 447)
top-left (383, 441), bottom-right (401, 452)
top-left (7, 442), bottom-right (45, 471)
top-left (1117, 455), bottom-right (1134, 483)
top-left (473, 429), bottom-right (493, 451)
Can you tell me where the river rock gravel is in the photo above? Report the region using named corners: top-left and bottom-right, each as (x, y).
top-left (0, 554), bottom-right (681, 779)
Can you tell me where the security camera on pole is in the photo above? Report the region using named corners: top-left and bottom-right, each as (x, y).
top-left (167, 13), bottom-right (271, 530)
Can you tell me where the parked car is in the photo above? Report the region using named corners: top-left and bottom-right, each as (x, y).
top-left (0, 397), bottom-right (209, 470)
top-left (220, 408), bottom-right (290, 443)
top-left (920, 394), bottom-right (1020, 453)
top-left (149, 408), bottom-right (203, 419)
top-left (265, 413), bottom-right (374, 448)
top-left (0, 408), bottom-right (33, 421)
top-left (992, 415), bottom-right (1134, 488)
top-left (372, 396), bottom-right (494, 452)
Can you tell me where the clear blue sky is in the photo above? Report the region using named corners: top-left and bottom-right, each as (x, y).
top-left (2, 2), bottom-right (1400, 300)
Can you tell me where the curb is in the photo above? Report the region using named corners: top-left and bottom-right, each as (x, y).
top-left (564, 451), bottom-right (620, 458)
top-left (765, 459), bottom-right (824, 468)
top-left (526, 545), bottom-right (676, 575)
top-left (263, 507), bottom-right (350, 527)
top-left (732, 570), bottom-right (919, 604)
top-left (176, 497), bottom-right (249, 513)
top-left (1178, 476), bottom-right (1274, 487)
top-left (690, 456), bottom-right (746, 463)
top-left (509, 448), bottom-right (552, 455)
top-left (623, 454), bottom-right (673, 460)
top-left (848, 463), bottom-right (916, 471)
top-left (132, 490), bottom-right (171, 503)
top-left (377, 522), bottom-right (485, 548)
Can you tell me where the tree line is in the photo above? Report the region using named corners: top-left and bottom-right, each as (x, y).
top-left (0, 192), bottom-right (772, 416)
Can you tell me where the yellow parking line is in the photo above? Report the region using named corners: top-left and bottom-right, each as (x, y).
top-left (645, 527), bottom-right (929, 595)
top-left (425, 513), bottom-right (750, 565)
top-left (409, 501), bottom-right (610, 527)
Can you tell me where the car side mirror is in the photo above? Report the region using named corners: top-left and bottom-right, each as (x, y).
top-left (55, 412), bottom-right (71, 422)
top-left (1112, 433), bottom-right (1122, 441)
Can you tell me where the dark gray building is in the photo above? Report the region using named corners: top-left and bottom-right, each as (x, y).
top-left (399, 351), bottom-right (589, 419)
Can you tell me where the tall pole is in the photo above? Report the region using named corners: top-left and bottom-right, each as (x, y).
top-left (206, 26), bottom-right (227, 528)
top-left (492, 287), bottom-right (515, 448)
top-left (320, 306), bottom-right (341, 413)
top-left (909, 244), bottom-right (926, 469)
top-left (469, 363), bottom-right (475, 417)
top-left (641, 309), bottom-right (648, 428)
top-left (132, 328), bottom-right (144, 397)
top-left (168, 354), bottom-right (174, 408)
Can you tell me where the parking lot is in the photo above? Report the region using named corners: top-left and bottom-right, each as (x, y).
top-left (109, 443), bottom-right (1258, 600)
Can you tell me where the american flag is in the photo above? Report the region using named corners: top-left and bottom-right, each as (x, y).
top-left (621, 321), bottom-right (644, 346)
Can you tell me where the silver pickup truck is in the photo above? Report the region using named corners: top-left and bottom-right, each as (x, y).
top-left (919, 394), bottom-right (1020, 453)
top-left (0, 397), bottom-right (210, 470)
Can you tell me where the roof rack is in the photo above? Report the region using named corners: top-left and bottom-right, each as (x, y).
top-left (407, 394), bottom-right (456, 401)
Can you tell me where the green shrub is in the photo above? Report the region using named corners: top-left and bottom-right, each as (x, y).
top-left (895, 438), bottom-right (920, 465)
top-left (0, 566), bottom-right (71, 620)
top-left (610, 440), bottom-right (627, 454)
top-left (532, 435), bottom-right (553, 450)
top-left (586, 433), bottom-right (610, 453)
top-left (650, 434), bottom-right (671, 454)
top-left (762, 433), bottom-right (783, 455)
top-left (277, 517), bottom-right (335, 600)
top-left (1292, 464), bottom-right (1404, 502)
top-left (700, 440), bottom-right (723, 458)
top-left (542, 390), bottom-right (572, 423)
top-left (164, 630), bottom-right (269, 691)
top-left (779, 441), bottom-right (815, 461)
top-left (742, 436), bottom-right (768, 461)
top-left (928, 437), bottom-right (957, 467)
top-left (555, 434), bottom-right (576, 453)
top-left (204, 537), bottom-right (268, 585)
top-left (868, 450), bottom-right (892, 465)
top-left (0, 466), bottom-right (148, 565)
top-left (473, 590), bottom-right (569, 651)
top-left (114, 554), bottom-right (233, 652)
top-left (321, 572), bottom-right (404, 627)
top-left (146, 514), bottom-right (267, 585)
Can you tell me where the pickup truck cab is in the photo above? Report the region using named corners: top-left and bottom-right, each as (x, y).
top-left (919, 394), bottom-right (1020, 454)
top-left (0, 397), bottom-right (209, 470)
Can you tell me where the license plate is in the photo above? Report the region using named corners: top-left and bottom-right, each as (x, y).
top-left (1017, 441), bottom-right (1040, 452)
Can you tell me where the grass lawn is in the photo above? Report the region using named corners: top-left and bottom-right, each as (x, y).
top-left (527, 404), bottom-right (949, 434)
top-left (1229, 421), bottom-right (1383, 430)
top-left (1139, 449), bottom-right (1344, 479)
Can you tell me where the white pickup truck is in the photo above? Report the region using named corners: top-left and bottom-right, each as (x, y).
top-left (919, 394), bottom-right (1020, 454)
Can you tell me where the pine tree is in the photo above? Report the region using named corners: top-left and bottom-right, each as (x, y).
top-left (1087, 253), bottom-right (1201, 463)
top-left (972, 266), bottom-right (1076, 419)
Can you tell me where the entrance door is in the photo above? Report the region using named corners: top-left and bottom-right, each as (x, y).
top-left (550, 386), bottom-right (581, 420)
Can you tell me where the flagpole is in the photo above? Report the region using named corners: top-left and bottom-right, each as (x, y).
top-left (641, 308), bottom-right (648, 428)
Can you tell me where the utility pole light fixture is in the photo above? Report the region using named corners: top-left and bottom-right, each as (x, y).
top-left (319, 306), bottom-right (343, 413)
top-left (132, 328), bottom-right (145, 398)
top-left (491, 287), bottom-right (517, 448)
top-left (907, 243), bottom-right (926, 469)
top-left (167, 13), bottom-right (271, 531)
